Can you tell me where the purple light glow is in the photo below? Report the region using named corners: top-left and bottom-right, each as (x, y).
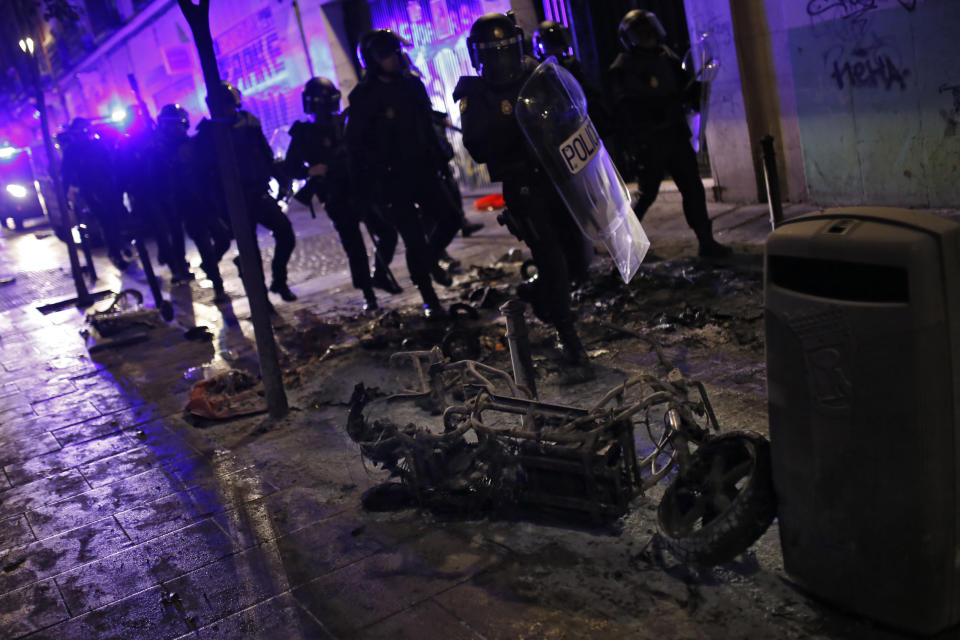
top-left (368, 0), bottom-right (509, 187)
top-left (542, 0), bottom-right (570, 28)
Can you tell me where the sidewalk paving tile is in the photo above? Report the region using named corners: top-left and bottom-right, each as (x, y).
top-left (290, 528), bottom-right (504, 636)
top-left (269, 512), bottom-right (385, 586)
top-left (19, 379), bottom-right (77, 405)
top-left (0, 579), bottom-right (69, 639)
top-left (433, 578), bottom-right (622, 640)
top-left (115, 467), bottom-right (277, 545)
top-left (211, 485), bottom-right (351, 549)
top-left (85, 390), bottom-right (147, 416)
top-left (0, 432), bottom-right (62, 467)
top-left (161, 451), bottom-right (253, 489)
top-left (26, 467), bottom-right (182, 539)
top-left (52, 404), bottom-right (164, 448)
top-left (0, 381), bottom-right (20, 399)
top-left (55, 518), bottom-right (236, 616)
top-left (30, 394), bottom-right (98, 418)
top-left (356, 599), bottom-right (483, 639)
top-left (162, 542), bottom-right (291, 629)
top-left (0, 401), bottom-right (38, 426)
top-left (79, 447), bottom-right (189, 489)
top-left (0, 518), bottom-right (131, 593)
top-left (179, 592), bottom-right (334, 640)
top-left (0, 516), bottom-right (36, 554)
top-left (24, 584), bottom-right (192, 640)
top-left (0, 469), bottom-right (91, 519)
top-left (4, 431), bottom-right (138, 486)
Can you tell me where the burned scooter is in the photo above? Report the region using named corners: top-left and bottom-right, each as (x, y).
top-left (346, 299), bottom-right (776, 566)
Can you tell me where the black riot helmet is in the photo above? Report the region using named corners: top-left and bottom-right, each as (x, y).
top-left (157, 104), bottom-right (189, 137)
top-left (58, 117), bottom-right (91, 147)
top-left (618, 10), bottom-right (667, 53)
top-left (302, 77), bottom-right (341, 116)
top-left (532, 20), bottom-right (570, 60)
top-left (358, 29), bottom-right (409, 76)
top-left (206, 81), bottom-right (242, 116)
top-left (68, 117), bottom-right (91, 137)
top-left (467, 13), bottom-right (525, 87)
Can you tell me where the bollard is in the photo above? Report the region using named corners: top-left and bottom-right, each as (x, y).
top-left (760, 134), bottom-right (783, 229)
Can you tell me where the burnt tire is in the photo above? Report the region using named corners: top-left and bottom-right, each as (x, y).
top-left (656, 430), bottom-right (776, 566)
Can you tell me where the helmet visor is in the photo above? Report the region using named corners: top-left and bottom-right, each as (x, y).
top-left (475, 35), bottom-right (524, 85)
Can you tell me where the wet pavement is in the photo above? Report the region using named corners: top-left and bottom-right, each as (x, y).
top-left (1, 192), bottom-right (959, 639)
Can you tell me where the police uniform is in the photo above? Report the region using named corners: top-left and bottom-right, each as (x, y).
top-left (607, 11), bottom-right (728, 258)
top-left (346, 72), bottom-right (460, 293)
top-left (61, 126), bottom-right (130, 269)
top-left (608, 49), bottom-right (709, 228)
top-left (454, 67), bottom-right (590, 354)
top-left (194, 110), bottom-right (296, 296)
top-left (284, 114), bottom-right (397, 295)
top-left (154, 124), bottom-right (231, 293)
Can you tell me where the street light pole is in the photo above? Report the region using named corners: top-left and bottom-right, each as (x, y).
top-left (20, 36), bottom-right (92, 307)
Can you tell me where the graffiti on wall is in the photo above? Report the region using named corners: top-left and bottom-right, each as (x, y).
top-left (806, 0), bottom-right (916, 21)
top-left (213, 7), bottom-right (287, 94)
top-left (803, 0), bottom-right (917, 92)
top-left (939, 83), bottom-right (960, 137)
top-left (826, 32), bottom-right (910, 90)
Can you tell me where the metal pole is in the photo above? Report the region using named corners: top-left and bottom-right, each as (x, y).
top-left (292, 0), bottom-right (315, 78)
top-left (500, 298), bottom-right (537, 401)
top-left (32, 50), bottom-right (91, 306)
top-left (760, 134), bottom-right (783, 229)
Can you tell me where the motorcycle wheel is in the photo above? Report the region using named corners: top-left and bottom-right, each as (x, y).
top-left (656, 430), bottom-right (776, 565)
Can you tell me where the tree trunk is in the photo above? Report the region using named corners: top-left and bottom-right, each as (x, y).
top-left (177, 0), bottom-right (288, 418)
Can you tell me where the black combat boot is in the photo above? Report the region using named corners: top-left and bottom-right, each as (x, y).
top-left (698, 237), bottom-right (733, 259)
top-left (419, 282), bottom-right (447, 320)
top-left (269, 281), bottom-right (298, 302)
top-left (362, 287), bottom-right (379, 312)
top-left (371, 269), bottom-right (402, 294)
top-left (515, 279), bottom-right (551, 323)
top-left (431, 263), bottom-right (453, 287)
top-left (555, 321), bottom-right (595, 384)
top-left (212, 280), bottom-right (228, 305)
top-left (695, 226), bottom-right (732, 259)
top-left (461, 220), bottom-right (484, 237)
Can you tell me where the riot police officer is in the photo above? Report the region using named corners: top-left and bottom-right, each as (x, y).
top-left (532, 20), bottom-right (611, 142)
top-left (455, 13), bottom-right (592, 376)
top-left (141, 104), bottom-right (193, 284)
top-left (285, 77), bottom-right (400, 311)
top-left (154, 104), bottom-right (231, 301)
top-left (607, 10), bottom-right (730, 259)
top-left (346, 29), bottom-right (461, 318)
top-left (194, 81), bottom-right (298, 303)
top-left (60, 117), bottom-right (131, 271)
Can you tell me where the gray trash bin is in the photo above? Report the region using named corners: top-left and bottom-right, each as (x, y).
top-left (765, 207), bottom-right (960, 634)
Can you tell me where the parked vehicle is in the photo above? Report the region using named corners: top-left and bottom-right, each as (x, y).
top-left (0, 144), bottom-right (47, 229)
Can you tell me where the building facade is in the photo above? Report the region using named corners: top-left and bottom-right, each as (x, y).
top-left (29, 0), bottom-right (960, 206)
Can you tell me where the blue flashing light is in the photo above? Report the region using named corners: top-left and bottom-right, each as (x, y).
top-left (0, 147), bottom-right (17, 159)
top-left (111, 108), bottom-right (128, 123)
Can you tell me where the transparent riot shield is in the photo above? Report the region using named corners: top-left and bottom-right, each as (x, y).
top-left (682, 32), bottom-right (720, 153)
top-left (515, 58), bottom-right (648, 284)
